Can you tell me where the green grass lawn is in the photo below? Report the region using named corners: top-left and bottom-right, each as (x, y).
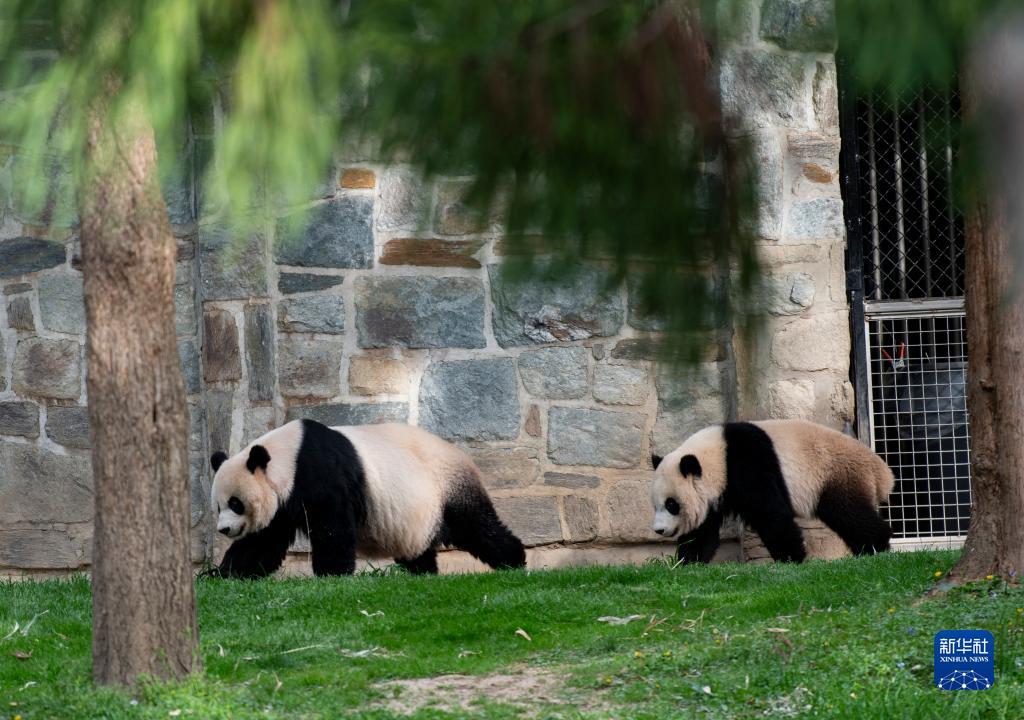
top-left (2, 550), bottom-right (1023, 718)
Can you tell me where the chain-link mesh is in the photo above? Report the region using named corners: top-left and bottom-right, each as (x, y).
top-left (844, 80), bottom-right (970, 541)
top-left (868, 314), bottom-right (970, 539)
top-left (851, 89), bottom-right (964, 301)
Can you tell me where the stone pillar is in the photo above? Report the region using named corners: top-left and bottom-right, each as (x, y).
top-left (721, 0), bottom-right (852, 559)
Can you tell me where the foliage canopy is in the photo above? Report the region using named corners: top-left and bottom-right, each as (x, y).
top-left (0, 0), bottom-right (760, 363)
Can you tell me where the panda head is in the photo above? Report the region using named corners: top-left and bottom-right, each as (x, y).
top-left (210, 444), bottom-right (280, 539)
top-left (649, 425), bottom-right (727, 537)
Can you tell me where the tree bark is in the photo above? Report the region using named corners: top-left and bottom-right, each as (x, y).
top-left (952, 16), bottom-right (1024, 581)
top-left (81, 94), bottom-right (199, 684)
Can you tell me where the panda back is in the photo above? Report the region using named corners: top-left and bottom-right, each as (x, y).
top-left (755, 419), bottom-right (891, 515)
top-left (334, 424), bottom-right (477, 559)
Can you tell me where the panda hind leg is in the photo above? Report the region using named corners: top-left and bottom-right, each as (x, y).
top-left (442, 483), bottom-right (526, 571)
top-left (816, 485), bottom-right (892, 556)
top-left (396, 548), bottom-right (439, 575)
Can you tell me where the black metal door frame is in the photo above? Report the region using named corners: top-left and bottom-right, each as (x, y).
top-left (837, 52), bottom-right (873, 446)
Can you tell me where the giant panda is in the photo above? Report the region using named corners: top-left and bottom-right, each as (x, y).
top-left (650, 419), bottom-right (894, 564)
top-left (209, 419), bottom-right (526, 578)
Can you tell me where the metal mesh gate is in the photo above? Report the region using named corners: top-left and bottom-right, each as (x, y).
top-left (851, 89), bottom-right (965, 302)
top-left (840, 74), bottom-right (969, 547)
top-left (866, 311), bottom-right (970, 540)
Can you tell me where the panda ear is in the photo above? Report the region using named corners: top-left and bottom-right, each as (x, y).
top-left (651, 454), bottom-right (664, 469)
top-left (246, 445), bottom-right (271, 473)
top-left (210, 451), bottom-right (227, 473)
top-left (679, 454), bottom-right (702, 478)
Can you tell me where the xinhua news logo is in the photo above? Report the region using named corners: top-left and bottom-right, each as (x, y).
top-left (934, 630), bottom-right (995, 690)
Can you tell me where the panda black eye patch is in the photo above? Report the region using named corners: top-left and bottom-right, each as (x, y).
top-left (228, 496), bottom-right (245, 515)
top-left (664, 498), bottom-right (680, 516)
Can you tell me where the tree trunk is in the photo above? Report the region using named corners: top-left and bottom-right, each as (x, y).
top-left (952, 17), bottom-right (1024, 581)
top-left (81, 95), bottom-right (199, 684)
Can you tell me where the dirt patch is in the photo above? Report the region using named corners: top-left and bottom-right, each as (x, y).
top-left (374, 666), bottom-right (575, 715)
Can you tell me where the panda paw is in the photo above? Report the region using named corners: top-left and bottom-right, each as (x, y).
top-left (196, 564), bottom-right (226, 580)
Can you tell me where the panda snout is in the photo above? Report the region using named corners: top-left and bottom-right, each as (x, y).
top-left (217, 522), bottom-right (245, 538)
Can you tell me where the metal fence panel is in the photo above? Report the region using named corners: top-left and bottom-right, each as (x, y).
top-left (840, 70), bottom-right (969, 543)
top-left (866, 312), bottom-right (970, 539)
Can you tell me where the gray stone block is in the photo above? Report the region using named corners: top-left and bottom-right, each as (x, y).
top-left (175, 258), bottom-right (193, 287)
top-left (604, 480), bottom-right (658, 542)
top-left (244, 304), bottom-right (276, 402)
top-left (517, 346), bottom-right (589, 399)
top-left (759, 0), bottom-right (836, 52)
top-left (488, 263), bottom-right (624, 347)
top-left (433, 179), bottom-right (502, 235)
top-left (178, 338), bottom-right (201, 395)
top-left (0, 442), bottom-right (92, 523)
top-left (38, 273), bottom-right (84, 334)
top-left (278, 295), bottom-right (346, 334)
top-left (205, 388), bottom-right (234, 455)
top-left (12, 337), bottom-right (81, 400)
top-left (651, 396), bottom-right (726, 458)
top-left (45, 405), bottom-right (91, 449)
top-left (652, 362), bottom-right (726, 455)
top-left (719, 49), bottom-right (808, 132)
top-left (188, 402), bottom-right (205, 452)
top-left (189, 454), bottom-right (209, 527)
top-left (0, 237), bottom-right (66, 278)
top-left (355, 276), bottom-right (485, 349)
top-left (276, 335), bottom-right (343, 398)
top-left (750, 131), bottom-right (784, 240)
top-left (7, 295), bottom-right (35, 331)
top-left (419, 359), bottom-right (520, 441)
top-left (547, 407), bottom-right (644, 468)
top-left (10, 155), bottom-right (77, 227)
top-left (563, 496), bottom-right (599, 542)
top-left (198, 225), bottom-right (268, 300)
top-left (470, 447), bottom-right (541, 489)
top-left (626, 278), bottom-right (666, 332)
top-left (543, 472), bottom-right (600, 489)
top-left (202, 309), bottom-right (242, 383)
top-left (756, 272), bottom-right (816, 315)
top-left (655, 362), bottom-right (723, 413)
top-left (493, 496), bottom-right (563, 546)
top-left (163, 151), bottom-right (194, 226)
top-left (593, 364), bottom-right (650, 406)
top-left (284, 402), bottom-right (408, 426)
top-left (0, 401), bottom-right (39, 438)
top-left (242, 406), bottom-right (277, 445)
top-left (785, 198), bottom-right (844, 241)
top-left (174, 281), bottom-right (197, 336)
top-left (275, 196), bottom-right (374, 269)
top-left (813, 60), bottom-right (839, 131)
top-left (376, 167), bottom-right (427, 232)
top-left (278, 273), bottom-right (344, 295)
top-left (770, 312), bottom-right (849, 372)
top-left (0, 528), bottom-right (89, 570)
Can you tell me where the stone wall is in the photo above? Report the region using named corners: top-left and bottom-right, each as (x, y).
top-left (0, 0), bottom-right (853, 574)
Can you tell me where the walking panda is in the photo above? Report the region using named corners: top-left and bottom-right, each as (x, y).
top-left (209, 419), bottom-right (526, 578)
top-left (650, 420), bottom-right (894, 563)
